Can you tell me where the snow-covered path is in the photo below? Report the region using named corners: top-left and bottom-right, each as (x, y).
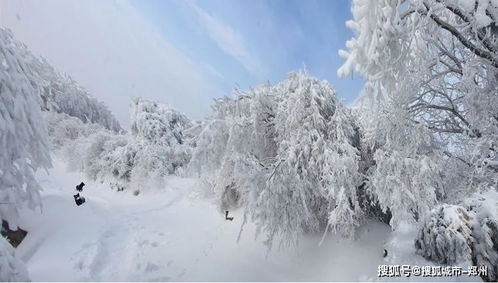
top-left (14, 158), bottom-right (481, 281)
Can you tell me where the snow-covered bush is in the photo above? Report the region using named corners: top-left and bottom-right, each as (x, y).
top-left (130, 97), bottom-right (191, 146)
top-left (0, 237), bottom-right (29, 281)
top-left (466, 190), bottom-right (498, 282)
top-left (415, 190), bottom-right (498, 281)
top-left (65, 130), bottom-right (125, 181)
top-left (415, 204), bottom-right (473, 264)
top-left (64, 98), bottom-right (192, 191)
top-left (0, 28), bottom-right (51, 228)
top-left (43, 111), bottom-right (106, 150)
top-left (127, 97), bottom-right (192, 182)
top-left (97, 138), bottom-right (190, 189)
top-left (191, 70), bottom-right (363, 248)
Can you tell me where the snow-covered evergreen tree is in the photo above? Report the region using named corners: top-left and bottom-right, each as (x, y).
top-left (0, 237), bottom-right (29, 281)
top-left (0, 28), bottom-right (51, 228)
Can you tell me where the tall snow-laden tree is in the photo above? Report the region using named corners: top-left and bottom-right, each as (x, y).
top-left (340, 0), bottom-right (498, 218)
top-left (0, 28), bottom-right (51, 228)
top-left (361, 82), bottom-right (444, 228)
top-left (340, 0), bottom-right (497, 275)
top-left (190, 70), bottom-right (364, 248)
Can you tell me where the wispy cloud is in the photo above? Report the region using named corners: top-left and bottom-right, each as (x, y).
top-left (185, 0), bottom-right (264, 78)
top-left (0, 0), bottom-right (223, 126)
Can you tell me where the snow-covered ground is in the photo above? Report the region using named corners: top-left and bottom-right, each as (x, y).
top-left (15, 158), bottom-right (482, 281)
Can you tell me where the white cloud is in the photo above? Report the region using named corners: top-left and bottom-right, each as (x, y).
top-left (203, 63), bottom-right (225, 81)
top-left (185, 0), bottom-right (264, 78)
top-left (0, 0), bottom-right (223, 127)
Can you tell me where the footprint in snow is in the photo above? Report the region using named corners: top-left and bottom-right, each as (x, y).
top-left (149, 276), bottom-right (171, 282)
top-left (75, 260), bottom-right (84, 270)
top-left (145, 263), bottom-right (160, 272)
top-left (137, 240), bottom-right (150, 247)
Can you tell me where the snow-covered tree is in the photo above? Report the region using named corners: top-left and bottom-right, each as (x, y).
top-left (0, 28), bottom-right (51, 228)
top-left (340, 0), bottom-right (498, 223)
top-left (64, 97), bottom-right (192, 191)
top-left (42, 76), bottom-right (122, 133)
top-left (130, 97), bottom-right (191, 146)
top-left (8, 31), bottom-right (122, 133)
top-left (340, 2), bottom-right (498, 272)
top-left (0, 237), bottom-right (29, 281)
top-left (191, 70), bottom-right (364, 248)
top-left (128, 98), bottom-right (192, 181)
top-left (364, 97), bottom-right (444, 228)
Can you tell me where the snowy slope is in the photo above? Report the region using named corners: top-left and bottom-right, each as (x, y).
top-left (14, 158), bottom-right (482, 281)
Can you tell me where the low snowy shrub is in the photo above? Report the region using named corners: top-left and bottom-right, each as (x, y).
top-left (63, 98), bottom-right (193, 191)
top-left (466, 190), bottom-right (498, 282)
top-left (416, 190), bottom-right (498, 281)
top-left (415, 204), bottom-right (473, 264)
top-left (43, 111), bottom-right (106, 150)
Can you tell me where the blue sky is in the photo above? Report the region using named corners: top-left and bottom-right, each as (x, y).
top-left (131, 0), bottom-right (363, 104)
top-left (1, 0), bottom-right (362, 126)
